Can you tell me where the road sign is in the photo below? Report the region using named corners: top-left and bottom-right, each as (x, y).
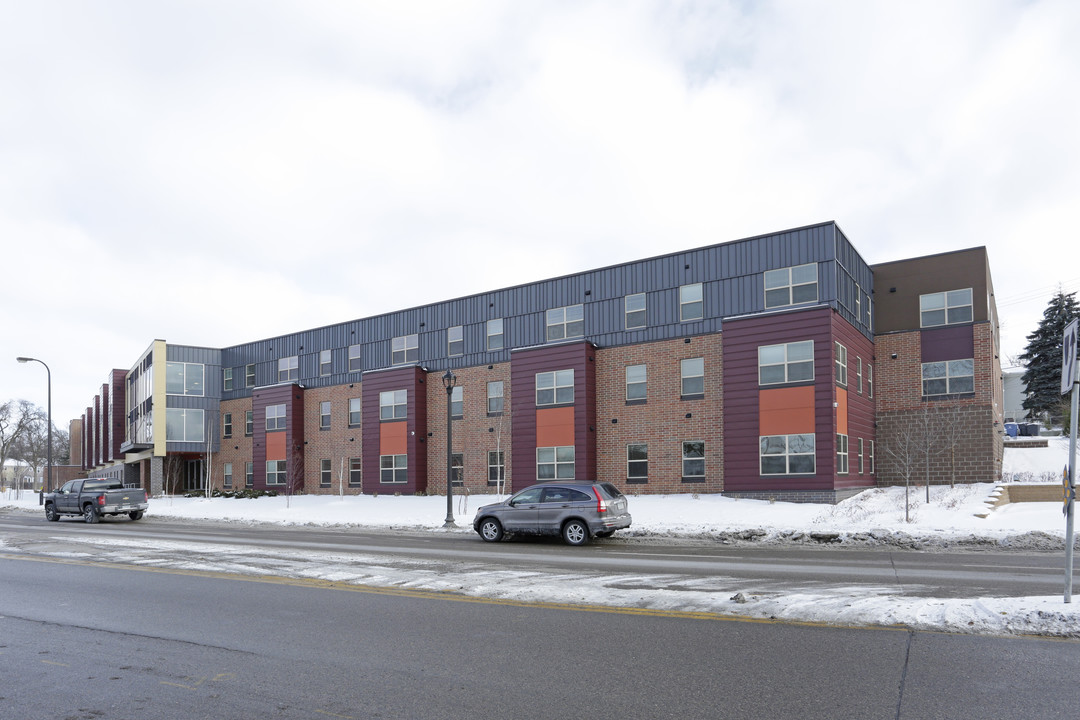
top-left (1063, 319), bottom-right (1079, 395)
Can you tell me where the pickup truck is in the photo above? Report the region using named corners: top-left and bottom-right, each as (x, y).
top-left (44, 479), bottom-right (149, 523)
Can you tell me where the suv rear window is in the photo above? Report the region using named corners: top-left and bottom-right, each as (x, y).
top-left (598, 482), bottom-right (624, 499)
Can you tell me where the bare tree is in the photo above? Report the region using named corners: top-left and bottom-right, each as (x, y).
top-left (934, 404), bottom-right (968, 489)
top-left (285, 442), bottom-right (305, 508)
top-left (1, 400), bottom-right (40, 487)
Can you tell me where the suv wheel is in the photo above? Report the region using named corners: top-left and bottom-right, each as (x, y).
top-left (478, 518), bottom-right (503, 543)
top-left (562, 519), bottom-right (589, 546)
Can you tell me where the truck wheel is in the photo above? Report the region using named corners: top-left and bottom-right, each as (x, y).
top-left (82, 504), bottom-right (99, 524)
top-left (129, 511), bottom-right (144, 521)
top-left (45, 504), bottom-right (59, 522)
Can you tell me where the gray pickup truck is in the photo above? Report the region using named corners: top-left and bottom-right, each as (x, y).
top-left (44, 479), bottom-right (149, 523)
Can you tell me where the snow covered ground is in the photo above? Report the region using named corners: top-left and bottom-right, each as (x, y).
top-left (2, 438), bottom-right (1078, 638)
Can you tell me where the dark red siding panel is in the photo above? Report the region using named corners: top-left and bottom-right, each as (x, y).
top-left (250, 384), bottom-right (306, 491)
top-left (110, 370), bottom-right (126, 461)
top-left (509, 342), bottom-right (597, 492)
top-left (362, 367), bottom-right (428, 494)
top-left (920, 325), bottom-right (975, 363)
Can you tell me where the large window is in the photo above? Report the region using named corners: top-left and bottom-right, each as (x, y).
top-left (922, 359), bottom-right (974, 396)
top-left (450, 386), bottom-right (463, 419)
top-left (488, 451), bottom-right (505, 486)
top-left (266, 404), bottom-right (286, 431)
top-left (380, 454), bottom-right (407, 484)
top-left (320, 459), bottom-right (332, 488)
top-left (682, 441), bottom-right (705, 478)
top-left (836, 434), bottom-right (849, 474)
top-left (764, 263), bottom-right (818, 308)
top-left (320, 350), bottom-right (332, 376)
top-left (448, 326), bottom-right (463, 356)
top-left (627, 443), bottom-right (648, 481)
top-left (626, 364), bottom-right (647, 401)
top-left (920, 288), bottom-right (973, 328)
top-left (758, 341), bottom-right (814, 385)
top-left (392, 335), bottom-right (418, 365)
top-left (165, 408), bottom-right (204, 442)
top-left (166, 362), bottom-right (204, 396)
top-left (625, 293), bottom-right (646, 329)
top-left (536, 370), bottom-right (574, 406)
top-left (680, 283), bottom-right (703, 321)
top-left (223, 367), bottom-right (233, 391)
top-left (266, 460), bottom-right (286, 485)
top-left (320, 401), bottom-right (331, 430)
top-left (379, 390), bottom-right (406, 420)
top-left (487, 381), bottom-right (504, 414)
top-left (348, 344), bottom-right (362, 372)
top-left (834, 342), bottom-right (848, 386)
top-left (350, 397), bottom-right (363, 426)
top-left (546, 304), bottom-right (584, 341)
top-left (680, 358), bottom-right (704, 397)
top-left (759, 434), bottom-right (815, 475)
top-left (487, 319), bottom-right (504, 351)
top-left (537, 446), bottom-right (575, 479)
top-left (278, 356), bottom-right (298, 382)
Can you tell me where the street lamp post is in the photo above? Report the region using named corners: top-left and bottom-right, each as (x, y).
top-left (442, 368), bottom-right (457, 527)
top-left (16, 357), bottom-right (51, 506)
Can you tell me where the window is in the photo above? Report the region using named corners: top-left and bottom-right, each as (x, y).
top-left (392, 335), bottom-right (418, 365)
top-left (487, 451), bottom-right (505, 485)
top-left (223, 412), bottom-right (232, 438)
top-left (380, 454), bottom-right (407, 484)
top-left (245, 410), bottom-right (253, 436)
top-left (920, 288), bottom-right (973, 328)
top-left (349, 458), bottom-right (362, 486)
top-left (165, 408), bottom-right (204, 442)
top-left (867, 364), bottom-right (873, 398)
top-left (266, 404), bottom-right (286, 431)
top-left (546, 304), bottom-right (584, 341)
top-left (166, 362), bottom-right (204, 396)
top-left (836, 434), bottom-right (849, 474)
top-left (759, 434), bottom-right (816, 475)
top-left (625, 293), bottom-right (646, 329)
top-left (680, 283), bottom-right (703, 321)
top-left (278, 356), bottom-right (298, 382)
top-left (350, 397), bottom-right (363, 426)
top-left (922, 359), bottom-right (975, 396)
top-left (680, 357), bottom-right (704, 397)
top-left (266, 460), bottom-right (286, 485)
top-left (626, 364), bottom-right (647, 401)
top-left (858, 438), bottom-right (865, 474)
top-left (223, 368), bottom-right (233, 391)
top-left (758, 341), bottom-right (814, 385)
top-left (379, 390), bottom-right (406, 420)
top-left (451, 453), bottom-right (463, 487)
top-left (682, 441), bottom-right (705, 478)
top-left (320, 350), bottom-right (332, 376)
top-left (487, 381), bottom-right (504, 414)
top-left (536, 370), bottom-right (574, 406)
top-left (320, 401), bottom-right (331, 430)
top-left (450, 386), bottom-right (463, 419)
top-left (857, 358), bottom-right (863, 394)
top-left (835, 342), bottom-right (848, 386)
top-left (245, 461), bottom-right (253, 487)
top-left (320, 459), bottom-right (332, 488)
top-left (487, 319), bottom-right (504, 351)
top-left (869, 440), bottom-right (875, 474)
top-left (627, 443), bottom-right (648, 481)
top-left (246, 364), bottom-right (256, 388)
top-left (764, 263), bottom-right (818, 309)
top-left (348, 344), bottom-right (363, 372)
top-left (223, 462), bottom-right (233, 489)
top-left (448, 326), bottom-right (463, 356)
top-left (537, 446), bottom-right (575, 479)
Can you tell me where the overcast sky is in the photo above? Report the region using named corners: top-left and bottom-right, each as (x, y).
top-left (3, 0), bottom-right (1078, 427)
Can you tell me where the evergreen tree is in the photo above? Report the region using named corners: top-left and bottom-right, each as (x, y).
top-left (1019, 289), bottom-right (1080, 425)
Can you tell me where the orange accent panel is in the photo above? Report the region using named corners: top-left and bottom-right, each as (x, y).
top-left (266, 431), bottom-right (286, 461)
top-left (380, 421), bottom-right (408, 455)
top-left (536, 407), bottom-right (575, 447)
top-left (836, 387), bottom-right (849, 436)
top-left (759, 386), bottom-right (815, 435)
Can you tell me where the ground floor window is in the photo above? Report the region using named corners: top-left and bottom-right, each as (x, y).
top-left (682, 441), bottom-right (705, 479)
top-left (245, 462), bottom-right (253, 487)
top-left (381, 454), bottom-right (407, 484)
top-left (349, 457), bottom-right (362, 486)
top-left (451, 453), bottom-right (464, 486)
top-left (320, 459), bottom-right (332, 488)
top-left (537, 446), bottom-right (575, 480)
top-left (759, 434), bottom-right (816, 475)
top-left (627, 443), bottom-right (648, 482)
top-left (223, 462), bottom-right (233, 489)
top-left (488, 451), bottom-right (505, 486)
top-left (266, 460), bottom-right (286, 485)
top-left (836, 434), bottom-right (849, 474)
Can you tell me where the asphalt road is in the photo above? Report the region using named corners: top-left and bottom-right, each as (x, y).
top-left (3, 550), bottom-right (1079, 720)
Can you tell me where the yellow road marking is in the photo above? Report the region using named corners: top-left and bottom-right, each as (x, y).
top-left (41, 660), bottom-right (68, 666)
top-left (315, 710), bottom-right (354, 719)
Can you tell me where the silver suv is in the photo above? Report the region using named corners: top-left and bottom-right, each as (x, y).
top-left (472, 482), bottom-right (632, 545)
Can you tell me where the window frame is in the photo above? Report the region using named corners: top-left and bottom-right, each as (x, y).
top-left (537, 445), bottom-right (575, 480)
top-left (165, 408), bottom-right (204, 443)
top-left (834, 342), bottom-right (848, 386)
top-left (921, 359), bottom-right (975, 397)
top-left (223, 462), bottom-right (233, 489)
top-left (625, 293), bottom-right (646, 329)
top-left (222, 412), bottom-right (232, 439)
top-left (487, 450), bottom-right (505, 486)
top-left (536, 369), bottom-right (574, 406)
top-left (487, 381), bottom-right (504, 415)
top-left (246, 364), bottom-right (256, 388)
top-left (245, 461), bottom-right (254, 487)
top-left (487, 318), bottom-right (504, 351)
top-left (165, 362), bottom-right (205, 397)
top-left (320, 349), bottom-right (332, 376)
top-left (266, 403), bottom-right (286, 431)
top-left (546, 304), bottom-right (584, 342)
top-left (448, 325), bottom-right (464, 357)
top-left (682, 441), bottom-right (705, 479)
top-left (920, 288), bottom-right (974, 328)
top-left (626, 364), bottom-right (647, 402)
top-left (380, 454), bottom-right (408, 484)
top-left (349, 397), bottom-right (363, 426)
top-left (348, 344), bottom-right (362, 372)
top-left (680, 283), bottom-right (703, 322)
top-left (451, 452), bottom-right (464, 487)
top-left (391, 335), bottom-right (418, 365)
top-left (349, 457), bottom-right (362, 486)
top-left (680, 357), bottom-right (704, 398)
top-left (836, 433), bottom-right (849, 474)
top-left (379, 390), bottom-right (407, 420)
top-left (758, 340), bottom-right (814, 386)
top-left (223, 367), bottom-right (233, 392)
top-left (245, 410), bottom-right (253, 437)
top-left (627, 443), bottom-right (648, 481)
top-left (764, 263), bottom-right (818, 309)
top-left (320, 401), bottom-right (331, 430)
top-left (266, 460), bottom-right (286, 486)
top-left (277, 356), bottom-right (298, 383)
top-left (450, 386), bottom-right (463, 419)
top-left (759, 433), bottom-right (816, 476)
top-left (320, 458), bottom-right (332, 488)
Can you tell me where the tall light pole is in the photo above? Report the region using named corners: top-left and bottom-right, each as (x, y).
top-left (442, 368), bottom-right (457, 527)
top-left (16, 357), bottom-right (51, 506)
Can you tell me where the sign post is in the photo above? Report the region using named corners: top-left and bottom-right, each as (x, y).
top-left (1062, 319), bottom-right (1078, 603)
